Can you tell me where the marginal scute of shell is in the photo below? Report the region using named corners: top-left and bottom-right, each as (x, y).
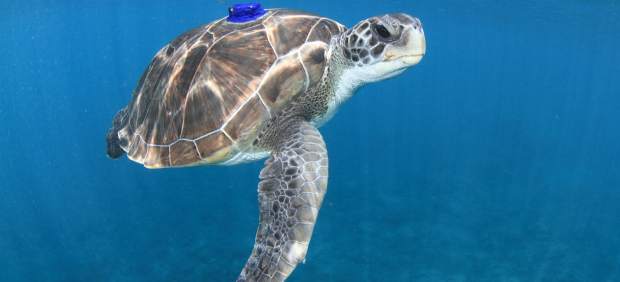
top-left (143, 146), bottom-right (170, 169)
top-left (195, 132), bottom-right (233, 163)
top-left (170, 140), bottom-right (201, 167)
top-left (127, 134), bottom-right (147, 164)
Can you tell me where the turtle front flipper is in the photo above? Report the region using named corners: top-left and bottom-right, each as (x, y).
top-left (238, 119), bottom-right (328, 282)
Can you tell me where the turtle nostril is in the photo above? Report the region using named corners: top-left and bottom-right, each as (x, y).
top-left (415, 18), bottom-right (423, 29)
top-left (410, 18), bottom-right (423, 32)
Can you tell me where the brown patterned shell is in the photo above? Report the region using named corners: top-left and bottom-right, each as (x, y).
top-left (116, 9), bottom-right (345, 168)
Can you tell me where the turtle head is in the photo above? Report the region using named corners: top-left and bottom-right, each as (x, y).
top-left (340, 13), bottom-right (425, 82)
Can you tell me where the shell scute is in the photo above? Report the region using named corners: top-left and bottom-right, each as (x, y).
top-left (172, 45), bottom-right (207, 101)
top-left (258, 54), bottom-right (307, 109)
top-left (264, 15), bottom-right (320, 55)
top-left (224, 95), bottom-right (270, 141)
top-left (205, 24), bottom-right (276, 113)
top-left (306, 19), bottom-right (345, 43)
top-left (181, 83), bottom-right (225, 139)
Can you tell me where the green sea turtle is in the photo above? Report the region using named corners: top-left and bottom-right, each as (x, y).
top-left (106, 4), bottom-right (425, 281)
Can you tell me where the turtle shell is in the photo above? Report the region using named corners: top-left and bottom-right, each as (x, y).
top-left (115, 9), bottom-right (345, 168)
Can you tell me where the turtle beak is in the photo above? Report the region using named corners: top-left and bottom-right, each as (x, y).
top-left (384, 17), bottom-right (426, 66)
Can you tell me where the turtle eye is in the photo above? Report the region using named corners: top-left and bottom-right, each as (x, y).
top-left (374, 24), bottom-right (391, 38)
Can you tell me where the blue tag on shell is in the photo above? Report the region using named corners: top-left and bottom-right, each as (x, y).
top-left (227, 3), bottom-right (267, 23)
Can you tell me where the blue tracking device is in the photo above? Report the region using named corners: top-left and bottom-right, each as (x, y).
top-left (227, 3), bottom-right (267, 23)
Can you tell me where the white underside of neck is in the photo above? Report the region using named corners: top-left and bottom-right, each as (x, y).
top-left (313, 67), bottom-right (363, 127)
top-left (313, 59), bottom-right (410, 127)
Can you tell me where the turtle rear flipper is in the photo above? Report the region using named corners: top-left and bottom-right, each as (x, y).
top-left (239, 119), bottom-right (328, 281)
top-left (106, 108), bottom-right (128, 159)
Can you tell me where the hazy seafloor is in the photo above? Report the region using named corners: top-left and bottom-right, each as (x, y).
top-left (1, 0), bottom-right (619, 281)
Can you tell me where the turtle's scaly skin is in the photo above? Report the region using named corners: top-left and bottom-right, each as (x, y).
top-left (109, 10), bottom-right (345, 168)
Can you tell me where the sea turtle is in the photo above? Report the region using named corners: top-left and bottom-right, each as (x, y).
top-left (106, 3), bottom-right (425, 281)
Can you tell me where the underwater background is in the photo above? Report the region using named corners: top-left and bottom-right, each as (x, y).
top-left (1, 0), bottom-right (619, 281)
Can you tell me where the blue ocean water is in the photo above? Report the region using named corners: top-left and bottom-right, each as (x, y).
top-left (1, 0), bottom-right (619, 281)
